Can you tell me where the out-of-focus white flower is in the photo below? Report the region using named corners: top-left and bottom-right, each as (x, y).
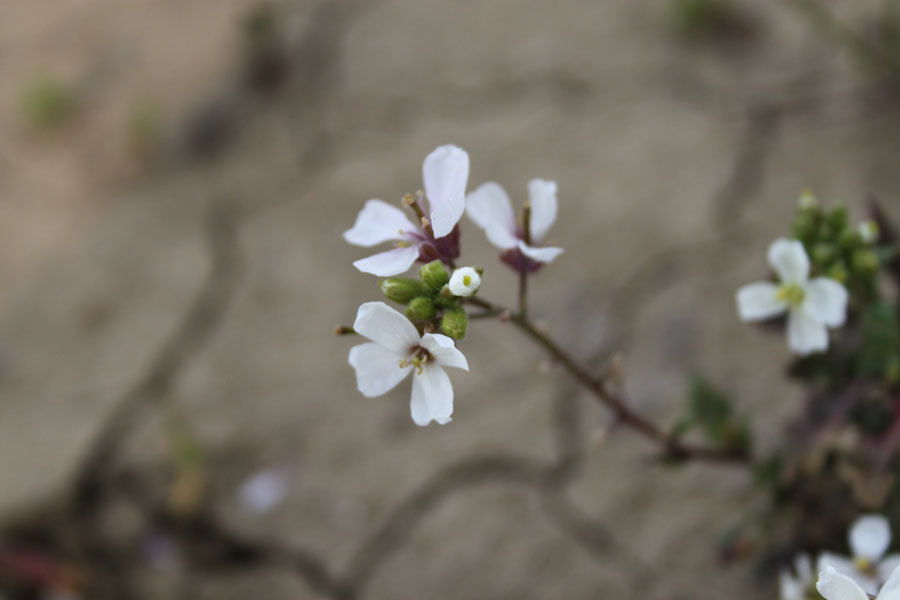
top-left (736, 238), bottom-right (847, 355)
top-left (780, 554), bottom-right (814, 600)
top-left (344, 145), bottom-right (469, 276)
top-left (859, 220), bottom-right (879, 244)
top-left (448, 267), bottom-right (481, 297)
top-left (465, 178), bottom-right (564, 265)
top-left (819, 515), bottom-right (900, 596)
top-left (817, 563), bottom-right (900, 600)
top-left (348, 302), bottom-right (468, 426)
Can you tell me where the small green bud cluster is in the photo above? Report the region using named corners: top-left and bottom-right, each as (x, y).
top-left (792, 192), bottom-right (881, 300)
top-left (378, 260), bottom-right (470, 339)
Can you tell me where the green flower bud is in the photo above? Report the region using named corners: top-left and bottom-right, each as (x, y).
top-left (380, 278), bottom-right (429, 304)
top-left (441, 308), bottom-right (468, 339)
top-left (419, 260), bottom-right (449, 290)
top-left (838, 228), bottom-right (862, 250)
top-left (792, 212), bottom-right (817, 243)
top-left (826, 261), bottom-right (848, 283)
top-left (852, 249), bottom-right (879, 273)
top-left (811, 243), bottom-right (837, 265)
top-left (826, 203), bottom-right (848, 231)
top-left (406, 296), bottom-right (436, 321)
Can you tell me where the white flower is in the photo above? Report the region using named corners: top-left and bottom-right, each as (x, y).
top-left (817, 563), bottom-right (900, 600)
top-left (448, 267), bottom-right (481, 297)
top-left (819, 515), bottom-right (900, 596)
top-left (780, 554), bottom-right (814, 600)
top-left (736, 238), bottom-right (848, 355)
top-left (465, 178), bottom-right (564, 265)
top-left (347, 302), bottom-right (468, 426)
top-left (343, 145), bottom-right (470, 276)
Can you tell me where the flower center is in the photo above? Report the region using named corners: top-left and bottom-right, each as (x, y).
top-left (462, 275), bottom-right (472, 287)
top-left (776, 282), bottom-right (805, 307)
top-left (853, 556), bottom-right (876, 576)
top-left (398, 347), bottom-right (432, 374)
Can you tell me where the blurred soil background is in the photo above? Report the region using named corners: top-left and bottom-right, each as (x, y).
top-left (0, 0), bottom-right (899, 598)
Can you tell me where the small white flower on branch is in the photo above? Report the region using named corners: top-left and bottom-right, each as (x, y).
top-left (736, 238), bottom-right (847, 355)
top-left (465, 178), bottom-right (564, 268)
top-left (448, 267), bottom-right (481, 297)
top-left (818, 515), bottom-right (900, 596)
top-left (344, 145), bottom-right (470, 276)
top-left (348, 302), bottom-right (468, 426)
top-left (817, 563), bottom-right (900, 600)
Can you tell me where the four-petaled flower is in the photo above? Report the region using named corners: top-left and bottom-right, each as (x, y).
top-left (465, 178), bottom-right (563, 272)
top-left (819, 515), bottom-right (900, 596)
top-left (348, 302), bottom-right (469, 426)
top-left (343, 145), bottom-right (470, 276)
top-left (736, 238), bottom-right (847, 355)
top-left (818, 564), bottom-right (900, 600)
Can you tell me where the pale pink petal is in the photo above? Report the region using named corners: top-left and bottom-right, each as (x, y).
top-left (348, 342), bottom-right (411, 397)
top-left (527, 178), bottom-right (558, 242)
top-left (736, 281), bottom-right (787, 322)
top-left (352, 301), bottom-right (420, 353)
top-left (804, 277), bottom-right (848, 328)
top-left (423, 144), bottom-right (469, 238)
top-left (465, 182), bottom-right (518, 249)
top-left (352, 245), bottom-right (420, 277)
top-left (768, 238), bottom-right (810, 285)
top-left (518, 240), bottom-right (564, 263)
top-left (420, 333), bottom-right (469, 371)
top-left (343, 199), bottom-right (419, 247)
top-left (787, 307), bottom-right (828, 355)
top-left (410, 364), bottom-right (453, 426)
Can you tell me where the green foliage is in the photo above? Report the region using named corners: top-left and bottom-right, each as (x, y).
top-left (858, 301), bottom-right (900, 383)
top-left (20, 76), bottom-right (74, 129)
top-left (670, 0), bottom-right (734, 34)
top-left (675, 377), bottom-right (751, 452)
top-left (792, 195), bottom-right (881, 301)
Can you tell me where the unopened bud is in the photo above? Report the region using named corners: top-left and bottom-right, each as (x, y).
top-left (859, 220), bottom-right (879, 244)
top-left (419, 260), bottom-right (449, 290)
top-left (826, 261), bottom-right (848, 283)
top-left (827, 203), bottom-right (848, 231)
top-left (380, 278), bottom-right (429, 304)
top-left (797, 190), bottom-right (819, 210)
top-left (406, 296), bottom-right (436, 321)
top-left (441, 308), bottom-right (468, 339)
top-left (448, 267), bottom-right (481, 297)
top-left (852, 249), bottom-right (879, 273)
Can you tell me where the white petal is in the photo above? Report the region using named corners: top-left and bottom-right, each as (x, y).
top-left (817, 566), bottom-right (869, 600)
top-left (819, 553), bottom-right (859, 579)
top-left (850, 515), bottom-right (892, 561)
top-left (348, 342), bottom-right (411, 397)
top-left (420, 333), bottom-right (469, 371)
top-left (779, 570), bottom-right (804, 600)
top-left (352, 302), bottom-right (420, 353)
top-left (465, 182), bottom-right (518, 249)
top-left (423, 144), bottom-right (469, 238)
top-left (527, 178), bottom-right (558, 242)
top-left (352, 245), bottom-right (420, 277)
top-left (879, 555), bottom-right (900, 586)
top-left (795, 554), bottom-right (813, 584)
top-left (787, 308), bottom-right (828, 355)
top-left (410, 364), bottom-right (454, 426)
top-left (343, 199), bottom-right (419, 247)
top-left (879, 560), bottom-right (900, 600)
top-left (768, 238), bottom-right (810, 285)
top-left (518, 240), bottom-right (564, 263)
top-left (736, 281), bottom-right (787, 322)
top-left (448, 267), bottom-right (481, 297)
top-left (804, 278), bottom-right (848, 328)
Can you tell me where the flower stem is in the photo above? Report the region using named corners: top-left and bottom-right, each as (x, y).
top-left (465, 296), bottom-right (750, 464)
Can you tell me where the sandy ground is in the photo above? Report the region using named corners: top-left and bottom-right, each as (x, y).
top-left (0, 0), bottom-right (899, 597)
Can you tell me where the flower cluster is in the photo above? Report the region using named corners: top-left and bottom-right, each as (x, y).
top-left (783, 515), bottom-right (900, 600)
top-left (341, 145), bottom-right (564, 425)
